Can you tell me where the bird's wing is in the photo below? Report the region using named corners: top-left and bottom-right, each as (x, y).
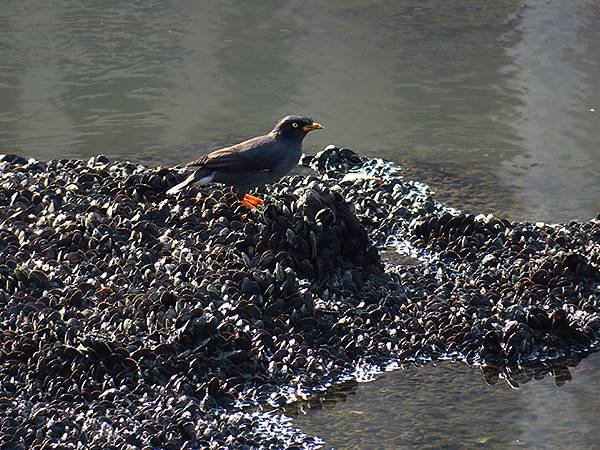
top-left (187, 135), bottom-right (281, 172)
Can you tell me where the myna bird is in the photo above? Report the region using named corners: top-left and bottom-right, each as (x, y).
top-left (166, 115), bottom-right (324, 208)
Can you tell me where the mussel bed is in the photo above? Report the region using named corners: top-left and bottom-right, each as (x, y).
top-left (0, 148), bottom-right (598, 449)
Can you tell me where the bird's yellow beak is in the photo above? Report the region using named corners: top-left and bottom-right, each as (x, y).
top-left (303, 122), bottom-right (324, 132)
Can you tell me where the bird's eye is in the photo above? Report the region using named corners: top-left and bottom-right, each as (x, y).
top-left (292, 122), bottom-right (299, 128)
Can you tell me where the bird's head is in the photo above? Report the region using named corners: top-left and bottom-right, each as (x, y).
top-left (271, 115), bottom-right (324, 140)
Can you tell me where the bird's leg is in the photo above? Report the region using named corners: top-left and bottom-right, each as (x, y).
top-left (238, 194), bottom-right (264, 209)
top-left (243, 193), bottom-right (264, 206)
top-left (239, 199), bottom-right (258, 209)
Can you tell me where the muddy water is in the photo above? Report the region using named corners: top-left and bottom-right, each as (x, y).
top-left (1, 0), bottom-right (599, 448)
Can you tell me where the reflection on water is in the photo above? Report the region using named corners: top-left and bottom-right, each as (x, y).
top-left (1, 0), bottom-right (600, 448)
top-left (1, 0), bottom-right (598, 222)
top-left (292, 354), bottom-right (600, 449)
top-left (501, 0), bottom-right (600, 223)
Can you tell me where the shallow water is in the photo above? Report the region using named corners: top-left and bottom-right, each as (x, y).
top-left (1, 0), bottom-right (599, 448)
top-left (292, 354), bottom-right (600, 449)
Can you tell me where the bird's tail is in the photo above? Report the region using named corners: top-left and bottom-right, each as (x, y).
top-left (166, 169), bottom-right (215, 195)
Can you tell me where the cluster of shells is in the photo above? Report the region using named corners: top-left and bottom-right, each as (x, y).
top-left (305, 146), bottom-right (599, 367)
top-left (0, 148), bottom-right (598, 448)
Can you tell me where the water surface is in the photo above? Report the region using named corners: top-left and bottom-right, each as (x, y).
top-left (292, 355), bottom-right (600, 449)
top-left (1, 0), bottom-right (598, 221)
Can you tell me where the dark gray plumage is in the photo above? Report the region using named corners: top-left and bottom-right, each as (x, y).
top-left (166, 115), bottom-right (324, 207)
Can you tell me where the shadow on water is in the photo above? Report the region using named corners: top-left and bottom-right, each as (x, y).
top-left (290, 353), bottom-right (600, 449)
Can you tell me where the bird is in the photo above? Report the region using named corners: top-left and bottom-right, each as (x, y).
top-left (166, 115), bottom-right (324, 208)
